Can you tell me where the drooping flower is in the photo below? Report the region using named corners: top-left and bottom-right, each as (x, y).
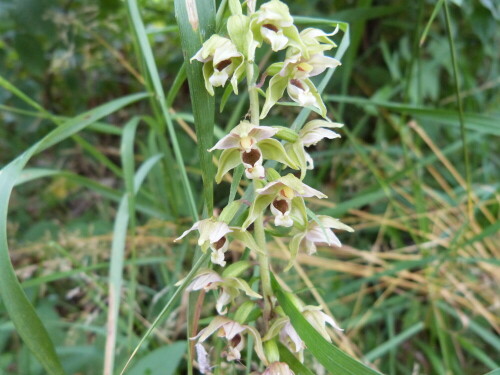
top-left (302, 305), bottom-right (343, 342)
top-left (264, 316), bottom-right (305, 360)
top-left (243, 173), bottom-right (326, 229)
top-left (260, 26), bottom-right (341, 118)
top-left (211, 121), bottom-right (297, 182)
top-left (286, 215), bottom-right (353, 270)
top-left (191, 35), bottom-right (246, 96)
top-left (285, 119), bottom-right (344, 177)
top-left (193, 316), bottom-right (267, 364)
top-left (250, 0), bottom-right (304, 52)
top-left (186, 270), bottom-right (262, 315)
top-left (175, 218), bottom-right (232, 267)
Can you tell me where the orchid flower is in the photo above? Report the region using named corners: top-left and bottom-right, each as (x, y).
top-left (286, 215), bottom-right (353, 270)
top-left (243, 173), bottom-right (326, 229)
top-left (174, 218), bottom-right (232, 267)
top-left (191, 35), bottom-right (246, 96)
top-left (285, 119), bottom-right (344, 177)
top-left (302, 305), bottom-right (343, 342)
top-left (250, 0), bottom-right (304, 52)
top-left (193, 316), bottom-right (268, 364)
top-left (210, 121), bottom-right (297, 182)
top-left (186, 270), bottom-right (262, 315)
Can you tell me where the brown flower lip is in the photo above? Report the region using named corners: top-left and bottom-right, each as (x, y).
top-left (213, 236), bottom-right (227, 250)
top-left (272, 198), bottom-right (289, 214)
top-left (263, 23), bottom-right (279, 32)
top-left (241, 148), bottom-right (261, 166)
top-left (290, 79), bottom-right (304, 90)
top-left (216, 59), bottom-right (232, 71)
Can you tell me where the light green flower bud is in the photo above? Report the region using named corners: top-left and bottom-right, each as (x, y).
top-left (191, 34), bottom-right (246, 95)
top-left (263, 339), bottom-right (280, 363)
top-left (250, 0), bottom-right (304, 52)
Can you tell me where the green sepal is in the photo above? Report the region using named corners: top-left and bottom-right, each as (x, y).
top-left (265, 168), bottom-right (281, 182)
top-left (286, 232), bottom-right (306, 271)
top-left (222, 260), bottom-right (252, 278)
top-left (234, 301), bottom-right (257, 324)
top-left (285, 141), bottom-right (307, 179)
top-left (259, 138), bottom-right (298, 169)
top-left (215, 148), bottom-right (241, 183)
top-left (264, 225), bottom-right (293, 238)
top-left (219, 200), bottom-right (241, 224)
top-left (261, 74), bottom-right (288, 119)
top-left (228, 0), bottom-right (242, 15)
top-left (231, 228), bottom-right (265, 255)
top-left (265, 62), bottom-right (284, 76)
top-left (273, 126), bottom-right (299, 142)
top-left (242, 193), bottom-right (275, 229)
top-left (291, 196), bottom-right (308, 227)
top-left (227, 15), bottom-right (257, 60)
top-left (263, 316), bottom-right (289, 341)
top-left (202, 63), bottom-right (215, 96)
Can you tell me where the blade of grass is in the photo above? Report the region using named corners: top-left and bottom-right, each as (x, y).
top-left (174, 0), bottom-right (216, 214)
top-left (0, 92), bottom-right (147, 375)
top-left (443, 0), bottom-right (473, 221)
top-left (104, 153), bottom-right (163, 375)
top-left (125, 0), bottom-right (198, 220)
top-left (363, 322), bottom-right (424, 362)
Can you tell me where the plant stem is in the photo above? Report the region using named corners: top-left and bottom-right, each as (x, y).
top-left (247, 61), bottom-right (273, 325)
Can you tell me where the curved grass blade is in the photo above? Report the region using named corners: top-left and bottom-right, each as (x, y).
top-left (174, 0), bottom-right (216, 213)
top-left (271, 275), bottom-right (384, 375)
top-left (0, 93), bottom-right (147, 375)
top-left (119, 252), bottom-right (210, 375)
top-left (104, 153), bottom-right (163, 375)
top-left (277, 343), bottom-right (315, 375)
top-left (125, 0), bottom-right (199, 220)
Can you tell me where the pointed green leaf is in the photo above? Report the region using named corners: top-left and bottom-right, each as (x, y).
top-left (215, 148), bottom-right (241, 183)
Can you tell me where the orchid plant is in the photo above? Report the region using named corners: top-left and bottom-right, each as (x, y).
top-left (176, 0), bottom-right (352, 373)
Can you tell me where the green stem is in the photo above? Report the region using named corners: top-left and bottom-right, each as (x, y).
top-left (247, 61), bottom-right (273, 324)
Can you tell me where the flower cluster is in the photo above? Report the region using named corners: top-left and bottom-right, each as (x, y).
top-left (175, 0), bottom-right (353, 373)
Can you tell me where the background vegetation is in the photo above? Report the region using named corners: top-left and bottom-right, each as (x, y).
top-left (0, 0), bottom-right (499, 374)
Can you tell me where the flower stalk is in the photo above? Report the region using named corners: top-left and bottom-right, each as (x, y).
top-left (174, 0), bottom-right (354, 371)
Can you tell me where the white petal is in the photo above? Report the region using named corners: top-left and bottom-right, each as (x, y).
top-left (256, 180), bottom-right (283, 195)
top-left (249, 125), bottom-right (278, 141)
top-left (222, 321), bottom-right (246, 340)
top-left (282, 322), bottom-right (304, 352)
top-left (216, 289), bottom-right (232, 315)
top-left (174, 221), bottom-right (200, 241)
top-left (297, 183), bottom-right (327, 198)
top-left (306, 226), bottom-right (341, 247)
top-left (301, 128), bottom-right (341, 147)
top-left (195, 343), bottom-right (211, 374)
top-left (208, 222), bottom-right (233, 244)
top-left (261, 27), bottom-right (288, 51)
top-left (322, 311), bottom-right (343, 331)
top-left (305, 152), bottom-right (314, 170)
top-left (208, 134), bottom-right (240, 151)
top-left (210, 249), bottom-right (226, 267)
top-left (209, 69), bottom-right (229, 87)
top-left (244, 164), bottom-right (265, 179)
top-left (188, 271), bottom-right (223, 291)
top-left (308, 54), bottom-right (341, 77)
